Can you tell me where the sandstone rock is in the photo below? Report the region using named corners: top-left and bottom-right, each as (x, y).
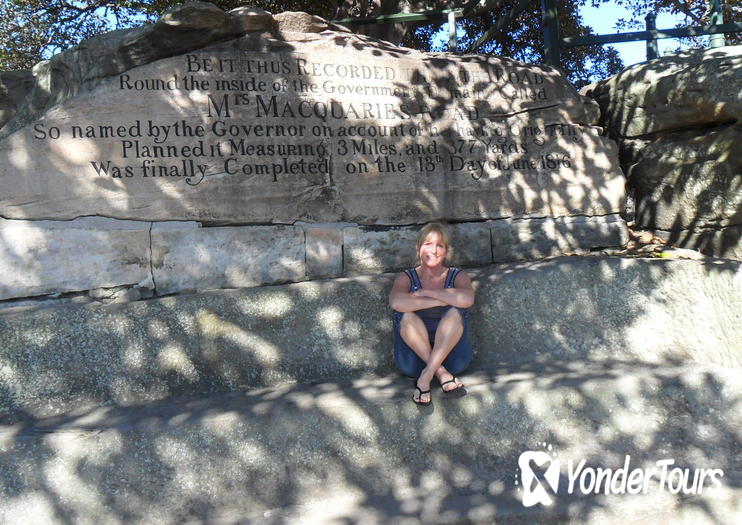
top-left (447, 222), bottom-right (493, 267)
top-left (342, 222), bottom-right (495, 275)
top-left (0, 71), bottom-right (34, 130)
top-left (157, 2), bottom-right (234, 31)
top-left (654, 225), bottom-right (742, 261)
top-left (228, 6), bottom-right (274, 32)
top-left (1, 4), bottom-right (246, 136)
top-left (274, 11), bottom-right (350, 34)
top-left (274, 12), bottom-right (327, 33)
top-left (492, 215), bottom-right (628, 262)
top-left (0, 217), bottom-right (153, 301)
top-left (1, 257), bottom-right (738, 420)
top-left (304, 225), bottom-right (344, 279)
top-left (0, 4), bottom-right (628, 297)
top-left (151, 222), bottom-right (305, 294)
top-left (557, 214), bottom-right (630, 252)
top-left (583, 46), bottom-right (741, 259)
top-left (342, 217), bottom-right (628, 273)
top-left (343, 226), bottom-right (418, 274)
top-left (0, 31), bottom-right (624, 225)
top-left (625, 125), bottom-right (741, 231)
top-left (583, 46), bottom-right (741, 139)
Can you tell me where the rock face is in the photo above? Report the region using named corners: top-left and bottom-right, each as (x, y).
top-left (583, 46), bottom-right (741, 259)
top-left (1, 257), bottom-right (739, 420)
top-left (0, 3), bottom-right (622, 225)
top-left (0, 71), bottom-right (35, 130)
top-left (0, 217), bottom-right (627, 304)
top-left (0, 2), bottom-right (628, 304)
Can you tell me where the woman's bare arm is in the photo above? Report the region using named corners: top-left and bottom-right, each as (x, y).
top-left (388, 273), bottom-right (447, 312)
top-left (411, 272), bottom-right (475, 308)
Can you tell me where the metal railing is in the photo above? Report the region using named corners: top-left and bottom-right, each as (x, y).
top-left (542, 0), bottom-right (739, 66)
top-left (332, 0), bottom-right (741, 65)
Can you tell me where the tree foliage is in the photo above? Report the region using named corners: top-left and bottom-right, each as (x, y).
top-left (0, 0), bottom-right (737, 87)
top-left (0, 1), bottom-right (338, 70)
top-left (401, 1), bottom-right (625, 87)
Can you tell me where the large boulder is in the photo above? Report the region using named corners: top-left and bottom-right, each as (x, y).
top-left (583, 46), bottom-right (741, 259)
top-left (0, 2), bottom-right (628, 305)
top-left (0, 3), bottom-right (622, 226)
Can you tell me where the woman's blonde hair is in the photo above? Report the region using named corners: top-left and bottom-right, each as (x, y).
top-left (416, 222), bottom-right (452, 264)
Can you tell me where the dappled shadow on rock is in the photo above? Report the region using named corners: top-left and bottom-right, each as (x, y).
top-left (583, 46), bottom-right (741, 260)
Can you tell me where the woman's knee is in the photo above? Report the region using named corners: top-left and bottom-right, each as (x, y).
top-left (400, 311), bottom-right (423, 329)
top-left (441, 307), bottom-right (463, 325)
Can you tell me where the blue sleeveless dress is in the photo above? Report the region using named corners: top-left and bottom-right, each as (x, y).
top-left (392, 267), bottom-right (472, 377)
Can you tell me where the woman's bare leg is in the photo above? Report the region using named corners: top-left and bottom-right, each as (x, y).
top-left (415, 308), bottom-right (465, 395)
top-left (399, 312), bottom-right (434, 403)
top-left (400, 312), bottom-right (461, 378)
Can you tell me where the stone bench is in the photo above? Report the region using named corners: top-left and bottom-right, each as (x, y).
top-left (1, 256), bottom-right (739, 422)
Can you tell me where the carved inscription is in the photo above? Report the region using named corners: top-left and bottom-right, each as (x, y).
top-left (29, 51), bottom-right (585, 186)
top-left (1, 41), bottom-right (624, 223)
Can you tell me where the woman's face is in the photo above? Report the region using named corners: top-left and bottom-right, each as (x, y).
top-left (419, 231), bottom-right (447, 268)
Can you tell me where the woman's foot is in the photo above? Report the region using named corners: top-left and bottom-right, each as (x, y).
top-left (436, 368), bottom-right (464, 392)
top-left (412, 380), bottom-right (431, 405)
top-left (440, 376), bottom-right (464, 393)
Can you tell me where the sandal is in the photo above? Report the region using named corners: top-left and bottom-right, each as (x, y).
top-left (412, 382), bottom-right (431, 405)
top-left (441, 377), bottom-right (463, 393)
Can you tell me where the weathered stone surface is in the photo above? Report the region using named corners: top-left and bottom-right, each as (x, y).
top-left (0, 217), bottom-right (152, 301)
top-left (493, 218), bottom-right (561, 261)
top-left (653, 225), bottom-right (742, 261)
top-left (557, 214), bottom-right (629, 251)
top-left (274, 11), bottom-right (344, 33)
top-left (1, 256), bottom-right (738, 420)
top-left (491, 214), bottom-right (628, 262)
top-left (583, 46), bottom-right (741, 259)
top-left (151, 222), bottom-right (305, 294)
top-left (0, 71), bottom-right (34, 129)
top-left (305, 225), bottom-right (344, 279)
top-left (0, 214), bottom-right (626, 306)
top-left (0, 361), bottom-right (738, 524)
top-left (584, 46), bottom-right (741, 139)
top-left (228, 6), bottom-right (274, 32)
top-left (158, 1), bottom-right (233, 31)
top-left (0, 9), bottom-right (624, 226)
top-left (624, 125), bottom-right (741, 231)
top-left (343, 226), bottom-right (418, 274)
top-left (447, 222), bottom-right (493, 266)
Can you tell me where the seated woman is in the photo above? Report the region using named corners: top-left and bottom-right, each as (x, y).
top-left (389, 222), bottom-right (475, 405)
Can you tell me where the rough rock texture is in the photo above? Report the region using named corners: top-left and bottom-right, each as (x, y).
top-left (491, 214), bottom-right (628, 262)
top-left (228, 6), bottom-right (274, 32)
top-left (304, 225), bottom-right (344, 279)
top-left (583, 46), bottom-right (741, 259)
top-left (1, 256), bottom-right (738, 420)
top-left (273, 11), bottom-right (351, 34)
top-left (0, 2), bottom-right (626, 304)
top-left (0, 3), bottom-right (623, 226)
top-left (0, 217), bottom-right (627, 305)
top-left (151, 223), bottom-right (305, 294)
top-left (0, 71), bottom-right (34, 130)
top-left (1, 362), bottom-right (739, 524)
top-left (4, 3), bottom-right (247, 135)
top-left (0, 217), bottom-right (153, 301)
